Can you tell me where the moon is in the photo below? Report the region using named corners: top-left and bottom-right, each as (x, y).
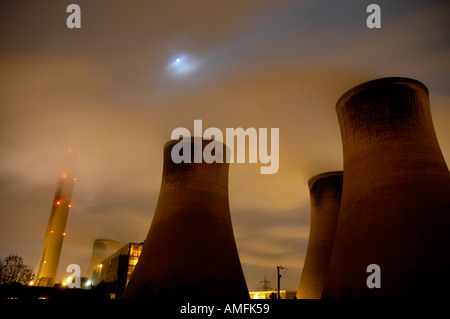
top-left (168, 55), bottom-right (199, 76)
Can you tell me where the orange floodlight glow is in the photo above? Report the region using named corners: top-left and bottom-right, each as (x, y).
top-left (56, 201), bottom-right (61, 206)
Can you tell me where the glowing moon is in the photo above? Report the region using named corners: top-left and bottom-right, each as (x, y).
top-left (168, 54), bottom-right (199, 76)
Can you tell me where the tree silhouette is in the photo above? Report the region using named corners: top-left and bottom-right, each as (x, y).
top-left (0, 254), bottom-right (34, 285)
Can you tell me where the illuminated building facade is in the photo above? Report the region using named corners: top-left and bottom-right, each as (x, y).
top-left (35, 173), bottom-right (75, 287)
top-left (249, 290), bottom-right (297, 299)
top-left (91, 242), bottom-right (143, 298)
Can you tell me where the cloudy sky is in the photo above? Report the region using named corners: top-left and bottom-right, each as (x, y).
top-left (1, 0), bottom-right (449, 291)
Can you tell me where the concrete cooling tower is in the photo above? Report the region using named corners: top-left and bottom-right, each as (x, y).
top-left (86, 239), bottom-right (120, 279)
top-left (35, 173), bottom-right (75, 287)
top-left (322, 77), bottom-right (450, 298)
top-left (123, 138), bottom-right (248, 300)
top-left (297, 171), bottom-right (343, 299)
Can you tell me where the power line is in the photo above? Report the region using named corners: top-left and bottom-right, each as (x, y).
top-left (256, 275), bottom-right (273, 291)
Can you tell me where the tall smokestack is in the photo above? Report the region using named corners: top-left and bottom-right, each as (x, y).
top-left (322, 77), bottom-right (450, 298)
top-left (297, 171), bottom-right (343, 299)
top-left (86, 239), bottom-right (120, 279)
top-left (35, 173), bottom-right (75, 287)
top-left (123, 138), bottom-right (248, 300)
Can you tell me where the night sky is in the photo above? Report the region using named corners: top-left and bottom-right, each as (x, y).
top-left (1, 0), bottom-right (449, 291)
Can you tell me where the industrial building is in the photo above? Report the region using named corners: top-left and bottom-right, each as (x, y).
top-left (322, 77), bottom-right (450, 298)
top-left (91, 242), bottom-right (143, 298)
top-left (123, 138), bottom-right (248, 300)
top-left (249, 290), bottom-right (297, 299)
top-left (297, 171), bottom-right (343, 299)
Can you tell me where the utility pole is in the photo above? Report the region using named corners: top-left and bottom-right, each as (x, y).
top-left (277, 266), bottom-right (285, 299)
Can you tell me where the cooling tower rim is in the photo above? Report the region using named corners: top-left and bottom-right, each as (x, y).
top-left (308, 171), bottom-right (343, 190)
top-left (93, 239), bottom-right (120, 244)
top-left (164, 137), bottom-right (227, 149)
top-left (336, 77), bottom-right (428, 111)
top-left (165, 137), bottom-right (207, 149)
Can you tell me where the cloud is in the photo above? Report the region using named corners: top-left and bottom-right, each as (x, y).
top-left (1, 0), bottom-right (449, 291)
